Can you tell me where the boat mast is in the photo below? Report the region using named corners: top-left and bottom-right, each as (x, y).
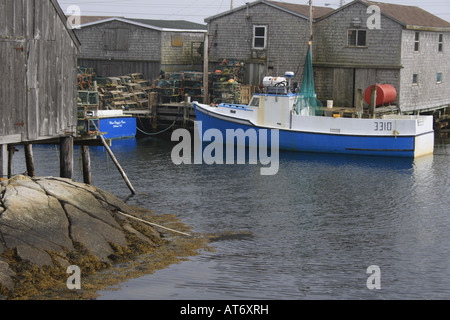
top-left (309, 0), bottom-right (313, 47)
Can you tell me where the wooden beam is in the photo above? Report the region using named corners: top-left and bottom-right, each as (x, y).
top-left (98, 134), bottom-right (136, 195)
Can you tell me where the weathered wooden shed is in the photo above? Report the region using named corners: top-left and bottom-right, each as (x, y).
top-left (0, 0), bottom-right (80, 178)
top-left (74, 17), bottom-right (207, 80)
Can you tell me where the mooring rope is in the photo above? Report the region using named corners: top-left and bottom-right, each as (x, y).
top-left (136, 120), bottom-right (177, 136)
top-left (118, 211), bottom-right (191, 237)
top-left (136, 104), bottom-right (186, 136)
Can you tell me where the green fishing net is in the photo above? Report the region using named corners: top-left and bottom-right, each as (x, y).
top-left (295, 49), bottom-right (323, 116)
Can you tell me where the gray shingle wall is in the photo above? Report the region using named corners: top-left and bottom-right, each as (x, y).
top-left (399, 30), bottom-right (450, 112)
top-left (161, 31), bottom-right (204, 71)
top-left (75, 20), bottom-right (161, 61)
top-left (314, 2), bottom-right (402, 67)
top-left (208, 2), bottom-right (311, 83)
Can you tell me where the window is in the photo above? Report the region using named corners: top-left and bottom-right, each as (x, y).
top-left (412, 73), bottom-right (419, 85)
top-left (437, 73), bottom-right (442, 83)
top-left (438, 34), bottom-right (443, 52)
top-left (253, 25), bottom-right (267, 49)
top-left (171, 35), bottom-right (183, 47)
top-left (249, 97), bottom-right (260, 107)
top-left (414, 32), bottom-right (420, 52)
top-left (348, 29), bottom-right (367, 47)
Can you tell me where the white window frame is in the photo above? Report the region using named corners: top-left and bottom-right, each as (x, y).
top-left (253, 25), bottom-right (267, 49)
top-left (347, 29), bottom-right (367, 47)
top-left (414, 32), bottom-right (420, 52)
top-left (438, 34), bottom-right (443, 52)
top-left (437, 72), bottom-right (443, 84)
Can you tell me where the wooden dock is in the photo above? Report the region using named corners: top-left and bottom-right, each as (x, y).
top-left (125, 93), bottom-right (197, 135)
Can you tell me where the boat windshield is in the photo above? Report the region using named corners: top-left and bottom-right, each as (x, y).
top-left (249, 97), bottom-right (260, 107)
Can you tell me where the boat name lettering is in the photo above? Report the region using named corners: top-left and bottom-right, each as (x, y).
top-left (109, 120), bottom-right (126, 128)
top-left (374, 121), bottom-right (392, 131)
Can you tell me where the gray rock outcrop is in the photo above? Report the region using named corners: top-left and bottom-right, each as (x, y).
top-left (0, 175), bottom-right (164, 299)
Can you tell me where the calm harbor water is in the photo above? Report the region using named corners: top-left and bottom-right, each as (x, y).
top-left (11, 134), bottom-right (450, 300)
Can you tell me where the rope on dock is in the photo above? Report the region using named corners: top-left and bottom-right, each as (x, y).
top-left (118, 211), bottom-right (192, 237)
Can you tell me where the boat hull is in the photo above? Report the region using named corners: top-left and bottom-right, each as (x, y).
top-left (194, 103), bottom-right (434, 158)
top-left (98, 116), bottom-right (137, 139)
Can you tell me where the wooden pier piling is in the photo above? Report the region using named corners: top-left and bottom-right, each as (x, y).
top-left (24, 144), bottom-right (35, 177)
top-left (81, 145), bottom-right (92, 185)
top-left (60, 136), bottom-right (74, 180)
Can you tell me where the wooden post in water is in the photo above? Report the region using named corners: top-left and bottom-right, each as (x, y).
top-left (370, 85), bottom-right (377, 119)
top-left (60, 136), bottom-right (74, 179)
top-left (81, 145), bottom-right (92, 185)
top-left (184, 94), bottom-right (190, 127)
top-left (99, 135), bottom-right (136, 195)
top-left (149, 92), bottom-right (158, 129)
top-left (203, 32), bottom-right (209, 104)
top-left (24, 144), bottom-right (35, 177)
top-left (7, 144), bottom-right (15, 179)
top-left (0, 144), bottom-right (7, 179)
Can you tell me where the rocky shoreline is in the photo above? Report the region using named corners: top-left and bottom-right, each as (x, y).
top-left (0, 175), bottom-right (208, 300)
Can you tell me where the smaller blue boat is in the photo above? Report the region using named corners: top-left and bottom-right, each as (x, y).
top-left (97, 110), bottom-right (137, 140)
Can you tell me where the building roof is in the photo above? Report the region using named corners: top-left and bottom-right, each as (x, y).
top-left (366, 1), bottom-right (450, 29)
top-left (128, 18), bottom-right (207, 31)
top-left (267, 1), bottom-right (333, 19)
top-left (78, 17), bottom-right (207, 32)
top-left (205, 0), bottom-right (333, 22)
top-left (318, 0), bottom-right (450, 31)
top-left (78, 16), bottom-right (121, 25)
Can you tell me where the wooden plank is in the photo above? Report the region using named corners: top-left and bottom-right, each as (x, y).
top-left (38, 39), bottom-right (48, 137)
top-left (14, 39), bottom-right (26, 140)
top-left (25, 0), bottom-right (34, 39)
top-left (5, 0), bottom-right (14, 37)
top-left (354, 68), bottom-right (376, 108)
top-left (41, 0), bottom-right (49, 40)
top-left (4, 42), bottom-right (13, 135)
top-left (27, 37), bottom-right (39, 141)
top-left (14, 0), bottom-right (24, 37)
top-left (333, 68), bottom-right (354, 107)
top-left (0, 42), bottom-right (6, 136)
top-left (0, 0), bottom-right (7, 36)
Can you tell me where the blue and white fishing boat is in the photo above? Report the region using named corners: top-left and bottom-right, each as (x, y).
top-left (193, 50), bottom-right (434, 158)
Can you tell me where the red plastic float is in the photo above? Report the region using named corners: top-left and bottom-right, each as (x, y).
top-left (364, 84), bottom-right (397, 106)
